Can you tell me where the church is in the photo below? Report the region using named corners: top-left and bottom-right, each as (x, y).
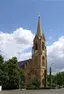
top-left (18, 16), bottom-right (47, 88)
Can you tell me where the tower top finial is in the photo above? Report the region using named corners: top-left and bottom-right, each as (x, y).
top-left (36, 16), bottom-right (42, 37)
top-left (38, 15), bottom-right (40, 18)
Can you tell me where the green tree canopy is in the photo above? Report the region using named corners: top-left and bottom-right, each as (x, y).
top-left (0, 55), bottom-right (4, 70)
top-left (30, 77), bottom-right (41, 89)
top-left (0, 55), bottom-right (25, 90)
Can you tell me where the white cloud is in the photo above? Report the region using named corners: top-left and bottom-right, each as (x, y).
top-left (0, 27), bottom-right (34, 61)
top-left (47, 36), bottom-right (64, 73)
top-left (60, 68), bottom-right (64, 72)
top-left (0, 27), bottom-right (64, 73)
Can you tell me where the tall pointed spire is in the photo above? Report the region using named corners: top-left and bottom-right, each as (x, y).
top-left (36, 16), bottom-right (42, 37)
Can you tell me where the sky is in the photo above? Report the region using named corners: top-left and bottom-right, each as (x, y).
top-left (0, 0), bottom-right (64, 73)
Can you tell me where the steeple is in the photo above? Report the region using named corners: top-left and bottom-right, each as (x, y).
top-left (36, 16), bottom-right (42, 37)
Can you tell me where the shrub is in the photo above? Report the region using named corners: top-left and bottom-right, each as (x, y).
top-left (30, 77), bottom-right (41, 89)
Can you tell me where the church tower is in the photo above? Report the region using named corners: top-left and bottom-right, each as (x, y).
top-left (32, 16), bottom-right (47, 87)
top-left (21, 16), bottom-right (47, 88)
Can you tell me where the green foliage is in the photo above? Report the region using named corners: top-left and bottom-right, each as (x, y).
top-left (20, 75), bottom-right (26, 89)
top-left (0, 55), bottom-right (4, 85)
top-left (47, 72), bottom-right (64, 89)
top-left (56, 72), bottom-right (64, 86)
top-left (0, 55), bottom-right (25, 90)
top-left (30, 77), bottom-right (41, 89)
top-left (0, 55), bottom-right (4, 64)
top-left (0, 55), bottom-right (4, 70)
top-left (47, 74), bottom-right (56, 88)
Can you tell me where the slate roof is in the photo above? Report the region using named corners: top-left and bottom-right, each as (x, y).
top-left (18, 59), bottom-right (29, 69)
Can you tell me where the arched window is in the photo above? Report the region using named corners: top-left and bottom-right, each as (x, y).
top-left (42, 42), bottom-right (44, 50)
top-left (35, 42), bottom-right (38, 50)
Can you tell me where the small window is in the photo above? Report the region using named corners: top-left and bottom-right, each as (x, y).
top-left (42, 42), bottom-right (44, 50)
top-left (42, 56), bottom-right (44, 60)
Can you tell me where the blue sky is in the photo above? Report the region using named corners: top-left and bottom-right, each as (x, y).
top-left (0, 0), bottom-right (64, 45)
top-left (0, 0), bottom-right (64, 72)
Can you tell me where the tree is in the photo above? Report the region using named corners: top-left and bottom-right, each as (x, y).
top-left (55, 72), bottom-right (64, 87)
top-left (0, 55), bottom-right (25, 90)
top-left (47, 74), bottom-right (55, 88)
top-left (30, 77), bottom-right (41, 89)
top-left (0, 55), bottom-right (4, 70)
top-left (2, 56), bottom-right (24, 90)
top-left (0, 55), bottom-right (4, 86)
top-left (47, 72), bottom-right (64, 89)
top-left (20, 75), bottom-right (26, 89)
top-left (44, 69), bottom-right (47, 88)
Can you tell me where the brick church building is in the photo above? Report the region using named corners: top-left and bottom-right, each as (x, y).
top-left (18, 16), bottom-right (47, 88)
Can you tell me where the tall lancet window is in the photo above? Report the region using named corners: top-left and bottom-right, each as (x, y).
top-left (35, 42), bottom-right (38, 50)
